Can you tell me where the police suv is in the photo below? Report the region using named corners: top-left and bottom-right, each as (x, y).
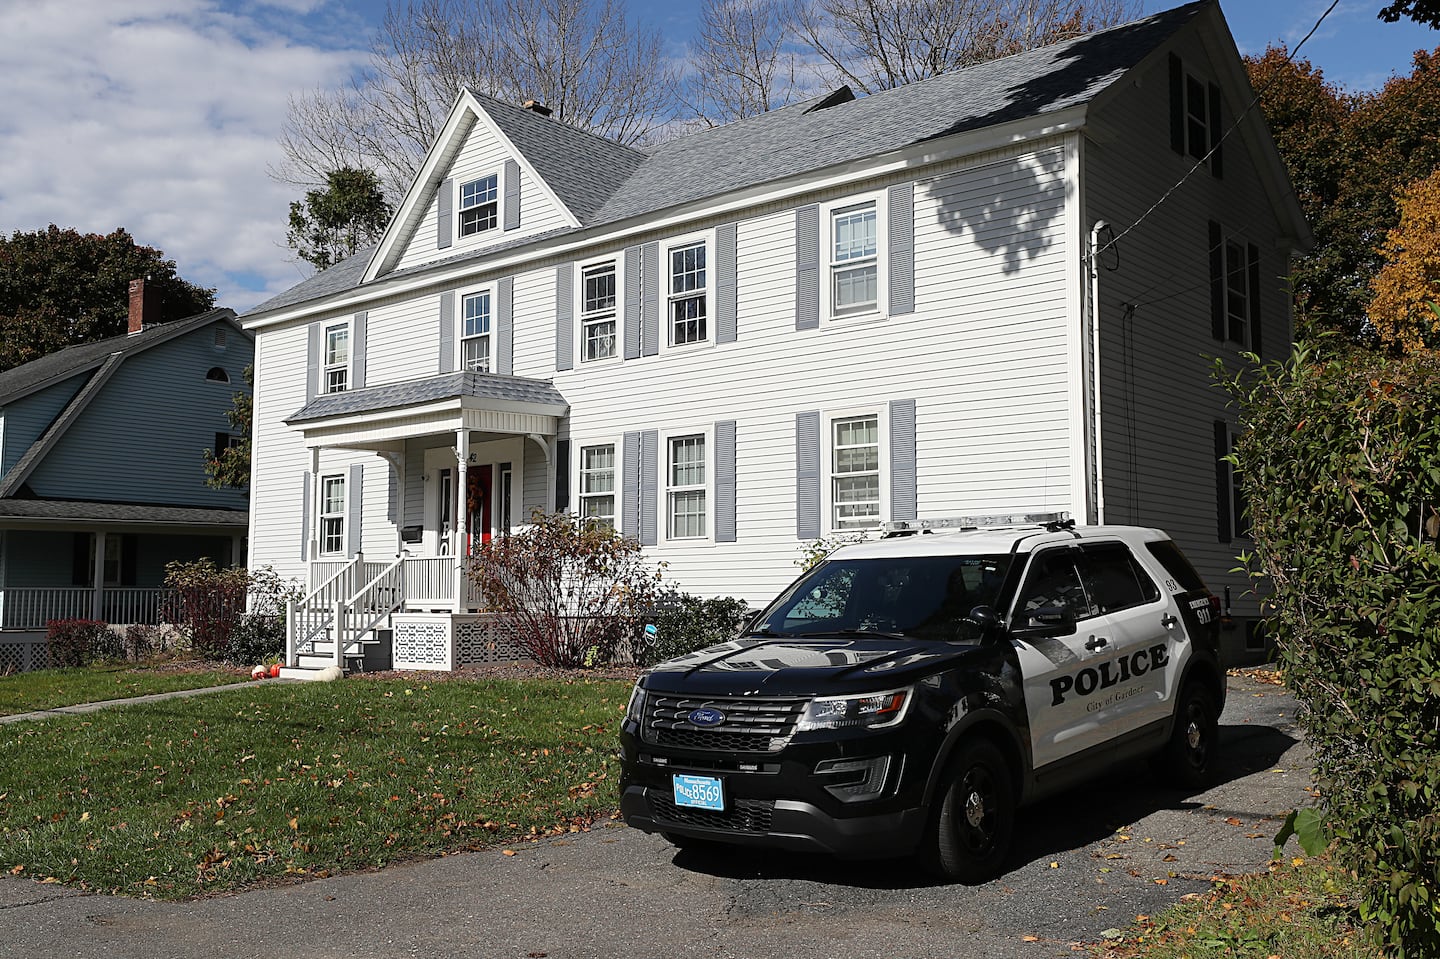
top-left (618, 515), bottom-right (1225, 883)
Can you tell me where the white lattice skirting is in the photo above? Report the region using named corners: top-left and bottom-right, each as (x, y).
top-left (392, 614), bottom-right (526, 671)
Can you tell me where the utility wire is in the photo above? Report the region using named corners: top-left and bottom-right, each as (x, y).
top-left (1097, 0), bottom-right (1341, 260)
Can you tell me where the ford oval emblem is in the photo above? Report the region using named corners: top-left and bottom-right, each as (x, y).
top-left (688, 707), bottom-right (726, 727)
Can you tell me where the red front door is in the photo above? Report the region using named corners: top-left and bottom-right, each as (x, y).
top-left (466, 464), bottom-right (493, 554)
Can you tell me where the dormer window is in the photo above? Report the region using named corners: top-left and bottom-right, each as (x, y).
top-left (458, 174), bottom-right (499, 237)
top-left (1169, 53), bottom-right (1223, 176)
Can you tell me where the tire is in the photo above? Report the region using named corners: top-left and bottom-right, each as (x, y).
top-left (1155, 681), bottom-right (1218, 789)
top-left (924, 738), bottom-right (1015, 884)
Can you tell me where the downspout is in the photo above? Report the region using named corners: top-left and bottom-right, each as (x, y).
top-left (1088, 220), bottom-right (1107, 526)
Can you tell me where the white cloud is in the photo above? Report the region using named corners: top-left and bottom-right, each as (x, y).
top-left (0, 0), bottom-right (371, 313)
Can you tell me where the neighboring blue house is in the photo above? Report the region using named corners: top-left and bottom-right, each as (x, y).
top-left (0, 284), bottom-right (253, 669)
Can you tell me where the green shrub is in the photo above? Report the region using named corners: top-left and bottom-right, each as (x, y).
top-left (1219, 344), bottom-right (1440, 957)
top-left (224, 614), bottom-right (284, 666)
top-left (163, 561), bottom-right (300, 662)
top-left (636, 591), bottom-right (750, 667)
top-left (470, 511), bottom-right (665, 668)
top-left (45, 619), bottom-right (119, 667)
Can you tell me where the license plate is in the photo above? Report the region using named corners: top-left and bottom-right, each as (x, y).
top-left (672, 773), bottom-right (725, 811)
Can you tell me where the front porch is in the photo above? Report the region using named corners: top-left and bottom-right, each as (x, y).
top-left (283, 371), bottom-right (568, 673)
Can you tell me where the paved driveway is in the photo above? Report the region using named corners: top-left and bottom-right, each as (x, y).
top-left (0, 673), bottom-right (1306, 959)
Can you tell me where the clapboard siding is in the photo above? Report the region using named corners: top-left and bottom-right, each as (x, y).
top-left (1084, 32), bottom-right (1291, 617)
top-left (28, 330), bottom-right (250, 511)
top-left (0, 374), bottom-right (85, 474)
top-left (393, 124), bottom-right (571, 274)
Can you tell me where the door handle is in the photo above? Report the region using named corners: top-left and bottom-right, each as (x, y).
top-left (1084, 635), bottom-right (1109, 651)
top-left (1162, 614), bottom-right (1179, 630)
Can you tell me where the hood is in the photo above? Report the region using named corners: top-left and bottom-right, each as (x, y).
top-left (640, 635), bottom-right (986, 697)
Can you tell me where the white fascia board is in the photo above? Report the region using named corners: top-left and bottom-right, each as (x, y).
top-left (363, 90), bottom-right (583, 284)
top-left (248, 104), bottom-right (1091, 332)
top-left (290, 393), bottom-right (566, 435)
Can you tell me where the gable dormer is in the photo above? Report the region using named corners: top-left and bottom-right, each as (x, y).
top-left (367, 93), bottom-right (592, 280)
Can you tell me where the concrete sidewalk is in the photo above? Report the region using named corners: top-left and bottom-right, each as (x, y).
top-left (0, 677), bottom-right (292, 725)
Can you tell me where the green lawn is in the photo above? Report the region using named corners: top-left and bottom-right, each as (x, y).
top-left (0, 664), bottom-right (245, 717)
top-left (0, 676), bottom-right (629, 899)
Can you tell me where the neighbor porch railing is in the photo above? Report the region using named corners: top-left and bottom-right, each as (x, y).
top-left (0, 587), bottom-right (175, 630)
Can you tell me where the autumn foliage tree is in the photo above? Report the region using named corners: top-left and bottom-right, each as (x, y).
top-left (1367, 171), bottom-right (1440, 351)
top-left (0, 226), bottom-right (214, 372)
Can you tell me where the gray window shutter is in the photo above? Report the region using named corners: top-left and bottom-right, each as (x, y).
top-left (716, 223), bottom-right (738, 344)
top-left (496, 277), bottom-right (514, 375)
top-left (1208, 82), bottom-right (1224, 178)
top-left (439, 291), bottom-right (455, 373)
top-left (1214, 421), bottom-right (1231, 544)
top-left (1208, 222), bottom-right (1225, 342)
top-left (796, 410), bottom-right (821, 538)
top-left (796, 205), bottom-right (820, 330)
top-left (503, 159), bottom-right (521, 231)
top-left (300, 470), bottom-right (312, 562)
top-left (642, 242), bottom-right (660, 357)
top-left (621, 431), bottom-right (641, 538)
top-left (306, 323), bottom-right (322, 400)
top-left (623, 245), bottom-right (642, 360)
top-left (640, 429), bottom-right (658, 546)
top-left (438, 177), bottom-right (454, 250)
top-left (347, 463), bottom-right (363, 556)
top-left (1168, 54), bottom-right (1185, 156)
top-left (555, 440), bottom-right (570, 512)
top-left (889, 399), bottom-right (917, 522)
top-left (888, 184), bottom-right (915, 316)
top-left (1247, 243), bottom-right (1262, 360)
top-left (555, 263), bottom-right (574, 372)
top-left (351, 311), bottom-right (367, 390)
top-left (715, 420), bottom-right (737, 543)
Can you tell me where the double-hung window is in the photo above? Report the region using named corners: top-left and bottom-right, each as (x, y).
top-left (579, 444), bottom-right (616, 526)
top-left (581, 262), bottom-right (618, 362)
top-left (1224, 238), bottom-right (1250, 345)
top-left (830, 202), bottom-right (879, 316)
top-left (667, 434), bottom-right (707, 539)
top-left (668, 240), bottom-right (708, 346)
top-left (323, 322), bottom-right (349, 393)
top-left (461, 290), bottom-right (491, 373)
top-left (458, 173), bottom-right (499, 238)
top-left (320, 474), bottom-right (346, 555)
top-left (831, 414), bottom-right (881, 529)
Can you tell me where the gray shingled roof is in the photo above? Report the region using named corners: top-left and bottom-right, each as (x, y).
top-left (243, 1), bottom-right (1205, 321)
top-left (0, 498), bottom-right (249, 527)
top-left (288, 370), bottom-right (568, 423)
top-left (0, 308), bottom-right (240, 406)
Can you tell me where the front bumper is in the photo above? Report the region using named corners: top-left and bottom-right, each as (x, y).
top-left (619, 783), bottom-right (927, 858)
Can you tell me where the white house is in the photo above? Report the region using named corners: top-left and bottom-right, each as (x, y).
top-left (242, 0), bottom-right (1309, 672)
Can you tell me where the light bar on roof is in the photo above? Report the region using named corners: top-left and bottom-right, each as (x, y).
top-left (879, 512), bottom-right (1072, 533)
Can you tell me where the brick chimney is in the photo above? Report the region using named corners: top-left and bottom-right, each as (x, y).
top-left (521, 99), bottom-right (552, 117)
top-left (128, 278), bottom-right (151, 335)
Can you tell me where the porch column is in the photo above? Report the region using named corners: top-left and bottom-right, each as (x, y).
top-left (308, 447), bottom-right (321, 563)
top-left (230, 533), bottom-right (245, 568)
top-left (453, 429), bottom-right (470, 612)
top-left (91, 530), bottom-right (107, 621)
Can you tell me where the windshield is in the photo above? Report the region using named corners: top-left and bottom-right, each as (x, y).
top-left (754, 554), bottom-right (1012, 640)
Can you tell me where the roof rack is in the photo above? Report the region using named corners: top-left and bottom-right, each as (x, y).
top-left (879, 512), bottom-right (1073, 536)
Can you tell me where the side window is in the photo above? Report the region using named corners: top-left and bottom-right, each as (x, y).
top-left (579, 443), bottom-right (617, 527)
top-left (830, 413), bottom-right (881, 530)
top-left (1016, 548), bottom-right (1095, 620)
top-left (580, 261), bottom-right (618, 362)
top-left (668, 240), bottom-right (709, 347)
top-left (461, 290), bottom-right (491, 372)
top-left (1080, 543), bottom-right (1160, 614)
top-left (323, 322), bottom-right (349, 393)
top-left (319, 474), bottom-right (345, 555)
top-left (458, 174), bottom-right (499, 237)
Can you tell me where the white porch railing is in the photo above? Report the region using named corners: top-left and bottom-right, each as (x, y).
top-left (0, 587), bottom-right (175, 630)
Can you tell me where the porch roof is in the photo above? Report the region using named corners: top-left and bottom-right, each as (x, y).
top-left (286, 371), bottom-right (569, 449)
top-left (0, 498), bottom-right (248, 530)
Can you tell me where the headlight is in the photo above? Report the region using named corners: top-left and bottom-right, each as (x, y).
top-left (796, 687), bottom-right (911, 732)
top-left (624, 682), bottom-right (647, 725)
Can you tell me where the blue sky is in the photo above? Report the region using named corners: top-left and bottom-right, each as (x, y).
top-left (0, 0), bottom-right (1433, 315)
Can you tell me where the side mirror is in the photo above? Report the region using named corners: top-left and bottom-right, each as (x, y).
top-left (954, 605), bottom-right (1001, 644)
top-left (1011, 605), bottom-right (1077, 638)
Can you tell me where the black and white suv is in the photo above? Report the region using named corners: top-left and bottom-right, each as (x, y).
top-left (619, 515), bottom-right (1225, 882)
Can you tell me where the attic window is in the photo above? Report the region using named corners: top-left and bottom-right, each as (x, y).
top-left (458, 174), bottom-right (499, 237)
top-left (205, 367), bottom-right (230, 383)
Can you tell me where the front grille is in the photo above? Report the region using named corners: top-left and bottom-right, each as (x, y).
top-left (640, 694), bottom-right (806, 754)
top-left (651, 795), bottom-right (775, 833)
